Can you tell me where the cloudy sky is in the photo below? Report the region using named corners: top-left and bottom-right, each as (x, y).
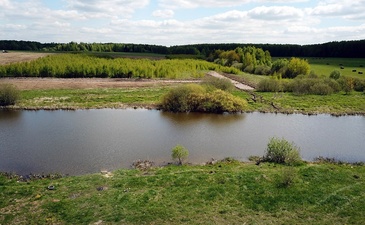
top-left (1, 0), bottom-right (364, 46)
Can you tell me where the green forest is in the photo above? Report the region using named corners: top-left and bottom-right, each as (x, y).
top-left (1, 39), bottom-right (365, 58)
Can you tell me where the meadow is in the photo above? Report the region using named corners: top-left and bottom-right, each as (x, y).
top-left (1, 161), bottom-right (364, 224)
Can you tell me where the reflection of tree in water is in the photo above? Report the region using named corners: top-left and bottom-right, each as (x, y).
top-left (0, 110), bottom-right (22, 122)
top-left (160, 111), bottom-right (245, 126)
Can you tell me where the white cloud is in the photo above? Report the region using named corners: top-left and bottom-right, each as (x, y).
top-left (158, 0), bottom-right (251, 9)
top-left (248, 6), bottom-right (305, 20)
top-left (152, 9), bottom-right (174, 18)
top-left (65, 0), bottom-right (150, 17)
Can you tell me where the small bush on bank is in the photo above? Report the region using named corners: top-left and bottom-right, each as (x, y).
top-left (0, 84), bottom-right (20, 106)
top-left (254, 65), bottom-right (271, 75)
top-left (159, 84), bottom-right (247, 113)
top-left (172, 145), bottom-right (189, 165)
top-left (263, 137), bottom-right (302, 165)
top-left (330, 70), bottom-right (341, 80)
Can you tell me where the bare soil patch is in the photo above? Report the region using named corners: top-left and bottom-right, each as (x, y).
top-left (0, 77), bottom-right (199, 90)
top-left (0, 52), bottom-right (52, 65)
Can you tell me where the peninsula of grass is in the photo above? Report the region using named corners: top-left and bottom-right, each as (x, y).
top-left (1, 161), bottom-right (364, 224)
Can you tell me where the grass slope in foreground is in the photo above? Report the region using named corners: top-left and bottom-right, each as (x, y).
top-left (1, 162), bottom-right (364, 224)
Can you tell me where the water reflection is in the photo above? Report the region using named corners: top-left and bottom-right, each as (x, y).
top-left (0, 110), bottom-right (22, 122)
top-left (160, 111), bottom-right (246, 125)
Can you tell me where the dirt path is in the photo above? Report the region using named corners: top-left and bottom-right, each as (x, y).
top-left (206, 71), bottom-right (255, 91)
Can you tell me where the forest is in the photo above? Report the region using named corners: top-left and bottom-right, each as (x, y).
top-left (1, 39), bottom-right (365, 58)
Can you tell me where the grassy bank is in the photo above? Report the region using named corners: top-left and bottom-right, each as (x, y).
top-left (4, 86), bottom-right (364, 115)
top-left (1, 161), bottom-right (364, 224)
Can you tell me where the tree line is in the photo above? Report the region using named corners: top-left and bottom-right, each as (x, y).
top-left (0, 54), bottom-right (239, 78)
top-left (1, 40), bottom-right (364, 58)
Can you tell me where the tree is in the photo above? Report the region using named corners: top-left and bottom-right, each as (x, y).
top-left (172, 145), bottom-right (189, 165)
top-left (284, 58), bottom-right (310, 78)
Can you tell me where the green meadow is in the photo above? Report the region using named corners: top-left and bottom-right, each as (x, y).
top-left (1, 161), bottom-right (364, 224)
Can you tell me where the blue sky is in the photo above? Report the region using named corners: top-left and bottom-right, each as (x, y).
top-left (1, 0), bottom-right (364, 46)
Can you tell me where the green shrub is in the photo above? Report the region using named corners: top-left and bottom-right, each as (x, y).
top-left (310, 83), bottom-right (334, 95)
top-left (263, 137), bottom-right (302, 165)
top-left (0, 84), bottom-right (20, 106)
top-left (172, 145), bottom-right (189, 165)
top-left (200, 89), bottom-right (247, 113)
top-left (160, 84), bottom-right (247, 113)
top-left (257, 78), bottom-right (282, 92)
top-left (329, 70), bottom-right (341, 80)
top-left (202, 76), bottom-right (234, 92)
top-left (159, 84), bottom-right (205, 112)
top-left (254, 65), bottom-right (271, 75)
top-left (353, 78), bottom-right (365, 92)
top-left (277, 168), bottom-right (297, 188)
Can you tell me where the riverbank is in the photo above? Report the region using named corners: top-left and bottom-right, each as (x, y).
top-left (1, 161), bottom-right (364, 224)
top-left (1, 77), bottom-right (364, 116)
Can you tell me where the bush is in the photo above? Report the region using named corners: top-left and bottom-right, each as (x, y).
top-left (263, 137), bottom-right (302, 165)
top-left (160, 84), bottom-right (205, 112)
top-left (277, 168), bottom-right (297, 188)
top-left (172, 145), bottom-right (189, 165)
top-left (0, 84), bottom-right (20, 106)
top-left (353, 78), bottom-right (365, 92)
top-left (160, 84), bottom-right (247, 113)
top-left (310, 83), bottom-right (334, 95)
top-left (329, 70), bottom-right (341, 80)
top-left (257, 78), bottom-right (282, 92)
top-left (202, 76), bottom-right (234, 92)
top-left (254, 65), bottom-right (271, 75)
top-left (200, 89), bottom-right (247, 113)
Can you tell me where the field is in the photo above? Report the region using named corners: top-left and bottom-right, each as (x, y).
top-left (305, 58), bottom-right (365, 79)
top-left (1, 161), bottom-right (364, 224)
top-left (0, 52), bottom-right (52, 65)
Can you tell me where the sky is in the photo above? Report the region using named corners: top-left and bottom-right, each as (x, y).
top-left (1, 0), bottom-right (365, 46)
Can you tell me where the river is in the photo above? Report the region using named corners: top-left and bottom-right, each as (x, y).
top-left (0, 109), bottom-right (364, 175)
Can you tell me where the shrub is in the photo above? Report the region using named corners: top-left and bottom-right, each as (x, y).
top-left (160, 84), bottom-right (247, 113)
top-left (159, 84), bottom-right (205, 112)
top-left (277, 168), bottom-right (297, 188)
top-left (353, 78), bottom-right (365, 92)
top-left (271, 58), bottom-right (288, 75)
top-left (0, 84), bottom-right (20, 106)
top-left (172, 145), bottom-right (189, 165)
top-left (310, 83), bottom-right (334, 95)
top-left (243, 65), bottom-right (254, 74)
top-left (263, 137), bottom-right (302, 165)
top-left (254, 65), bottom-right (271, 75)
top-left (202, 76), bottom-right (234, 92)
top-left (257, 78), bottom-right (282, 92)
top-left (329, 70), bottom-right (341, 80)
top-left (199, 89), bottom-right (247, 113)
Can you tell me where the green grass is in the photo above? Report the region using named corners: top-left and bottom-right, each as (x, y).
top-left (233, 90), bottom-right (365, 115)
top-left (15, 87), bottom-right (170, 109)
top-left (306, 58), bottom-right (365, 79)
top-left (7, 85), bottom-right (364, 115)
top-left (1, 162), bottom-right (365, 224)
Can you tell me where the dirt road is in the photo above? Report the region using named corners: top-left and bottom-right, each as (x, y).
top-left (206, 71), bottom-right (255, 90)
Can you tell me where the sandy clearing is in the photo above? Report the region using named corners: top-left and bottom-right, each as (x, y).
top-left (0, 52), bottom-right (52, 65)
top-left (0, 77), bottom-right (200, 90)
